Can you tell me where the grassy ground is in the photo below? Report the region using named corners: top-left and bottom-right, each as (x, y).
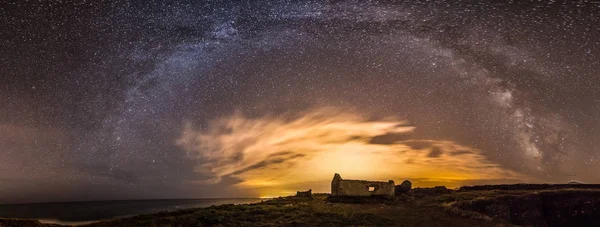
top-left (3, 188), bottom-right (600, 227)
top-left (0, 194), bottom-right (501, 227)
top-left (81, 194), bottom-right (499, 227)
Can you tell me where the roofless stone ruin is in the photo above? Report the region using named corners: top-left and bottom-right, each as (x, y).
top-left (331, 173), bottom-right (395, 196)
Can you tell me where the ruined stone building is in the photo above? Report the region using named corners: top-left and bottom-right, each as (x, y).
top-left (331, 173), bottom-right (395, 196)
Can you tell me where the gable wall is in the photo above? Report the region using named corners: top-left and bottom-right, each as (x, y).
top-left (332, 180), bottom-right (395, 196)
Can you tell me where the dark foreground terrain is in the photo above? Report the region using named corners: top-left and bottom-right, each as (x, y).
top-left (2, 186), bottom-right (600, 227)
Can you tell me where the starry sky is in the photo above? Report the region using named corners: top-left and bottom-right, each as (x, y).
top-left (1, 0), bottom-right (599, 203)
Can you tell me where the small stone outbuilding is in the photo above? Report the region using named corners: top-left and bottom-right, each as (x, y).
top-left (296, 189), bottom-right (313, 198)
top-left (331, 173), bottom-right (395, 196)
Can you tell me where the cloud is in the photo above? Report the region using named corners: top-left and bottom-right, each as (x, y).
top-left (177, 108), bottom-right (532, 196)
top-left (368, 132), bottom-right (413, 145)
top-left (403, 141), bottom-right (434, 150)
top-left (428, 147), bottom-right (442, 158)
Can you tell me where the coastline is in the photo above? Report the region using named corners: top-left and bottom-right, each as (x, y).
top-left (3, 188), bottom-right (600, 226)
top-left (0, 198), bottom-right (262, 226)
top-left (38, 219), bottom-right (107, 226)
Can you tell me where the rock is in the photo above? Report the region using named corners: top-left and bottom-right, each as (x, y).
top-left (395, 180), bottom-right (412, 194)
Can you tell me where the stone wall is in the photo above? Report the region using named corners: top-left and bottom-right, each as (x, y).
top-left (331, 173), bottom-right (395, 196)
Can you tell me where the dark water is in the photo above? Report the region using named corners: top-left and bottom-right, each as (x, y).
top-left (0, 198), bottom-right (261, 225)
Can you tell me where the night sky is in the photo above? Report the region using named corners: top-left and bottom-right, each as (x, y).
top-left (1, 0), bottom-right (599, 204)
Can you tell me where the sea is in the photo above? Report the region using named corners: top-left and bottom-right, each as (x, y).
top-left (0, 198), bottom-right (262, 225)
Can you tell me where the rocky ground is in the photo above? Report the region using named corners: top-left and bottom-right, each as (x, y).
top-left (2, 187), bottom-right (600, 227)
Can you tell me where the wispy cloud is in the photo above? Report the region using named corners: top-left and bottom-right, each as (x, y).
top-left (177, 108), bottom-right (531, 195)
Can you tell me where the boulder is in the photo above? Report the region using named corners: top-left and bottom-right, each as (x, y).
top-left (395, 180), bottom-right (412, 194)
